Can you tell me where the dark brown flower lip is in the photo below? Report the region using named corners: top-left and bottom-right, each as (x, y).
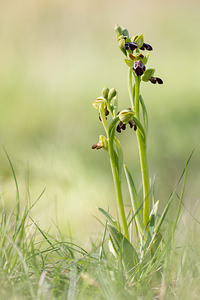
top-left (125, 41), bottom-right (153, 51)
top-left (124, 42), bottom-right (137, 51)
top-left (149, 77), bottom-right (163, 84)
top-left (98, 107), bottom-right (109, 122)
top-left (116, 119), bottom-right (137, 133)
top-left (143, 43), bottom-right (153, 51)
top-left (133, 60), bottom-right (146, 76)
top-left (92, 143), bottom-right (103, 150)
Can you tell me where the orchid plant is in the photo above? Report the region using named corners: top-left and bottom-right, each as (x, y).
top-left (92, 25), bottom-right (187, 277)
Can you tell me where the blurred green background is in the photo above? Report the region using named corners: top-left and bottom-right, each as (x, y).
top-left (0, 0), bottom-right (200, 244)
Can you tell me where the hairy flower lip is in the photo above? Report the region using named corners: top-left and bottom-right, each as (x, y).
top-left (129, 119), bottom-right (137, 131)
top-left (149, 77), bottom-right (157, 84)
top-left (156, 77), bottom-right (163, 84)
top-left (92, 143), bottom-right (102, 150)
top-left (116, 110), bottom-right (137, 133)
top-left (133, 60), bottom-right (146, 76)
top-left (124, 42), bottom-right (137, 51)
top-left (143, 43), bottom-right (153, 51)
top-left (92, 135), bottom-right (108, 150)
top-left (99, 107), bottom-right (109, 122)
top-left (149, 76), bottom-right (163, 84)
top-left (124, 41), bottom-right (153, 52)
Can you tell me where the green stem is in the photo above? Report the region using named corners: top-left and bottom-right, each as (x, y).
top-left (108, 130), bottom-right (129, 240)
top-left (134, 75), bottom-right (150, 227)
top-left (99, 108), bottom-right (129, 239)
top-left (128, 68), bottom-right (135, 109)
top-left (134, 75), bottom-right (140, 119)
top-left (99, 105), bottom-right (109, 136)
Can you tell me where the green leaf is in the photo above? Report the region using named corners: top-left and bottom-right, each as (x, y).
top-left (142, 68), bottom-right (155, 82)
top-left (124, 59), bottom-right (134, 68)
top-left (3, 146), bottom-right (20, 225)
top-left (172, 158), bottom-right (188, 231)
top-left (143, 201), bottom-right (159, 253)
top-left (135, 34), bottom-right (144, 49)
top-left (124, 165), bottom-right (144, 238)
top-left (98, 208), bottom-right (120, 230)
top-left (139, 95), bottom-right (148, 133)
top-left (114, 137), bottom-right (123, 179)
top-left (108, 116), bottom-right (119, 136)
top-left (108, 225), bottom-right (139, 276)
top-left (132, 116), bottom-right (146, 142)
top-left (99, 218), bottom-right (108, 260)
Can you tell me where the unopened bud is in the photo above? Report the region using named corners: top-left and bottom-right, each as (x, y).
top-left (114, 24), bottom-right (123, 35)
top-left (108, 88), bottom-right (117, 101)
top-left (117, 37), bottom-right (126, 51)
top-left (102, 87), bottom-right (109, 99)
top-left (122, 28), bottom-right (129, 37)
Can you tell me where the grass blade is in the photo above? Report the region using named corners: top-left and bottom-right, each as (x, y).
top-left (124, 165), bottom-right (144, 238)
top-left (98, 208), bottom-right (120, 230)
top-left (67, 266), bottom-right (77, 300)
top-left (108, 225), bottom-right (139, 277)
top-left (3, 146), bottom-right (20, 227)
top-left (155, 150), bottom-right (194, 235)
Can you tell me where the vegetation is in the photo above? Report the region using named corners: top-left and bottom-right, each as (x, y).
top-left (0, 163), bottom-right (199, 299)
top-left (0, 2), bottom-right (200, 298)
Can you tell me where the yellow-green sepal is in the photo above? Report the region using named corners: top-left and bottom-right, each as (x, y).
top-left (92, 97), bottom-right (107, 110)
top-left (99, 135), bottom-right (108, 150)
top-left (135, 34), bottom-right (144, 49)
top-left (118, 109), bottom-right (135, 123)
top-left (124, 59), bottom-right (134, 68)
top-left (141, 53), bottom-right (149, 65)
top-left (142, 68), bottom-right (155, 82)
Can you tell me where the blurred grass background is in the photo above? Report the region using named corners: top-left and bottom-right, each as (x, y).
top-left (0, 0), bottom-right (199, 244)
